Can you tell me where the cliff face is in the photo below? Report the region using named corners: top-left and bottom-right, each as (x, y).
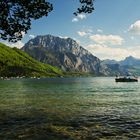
top-left (22, 35), bottom-right (111, 75)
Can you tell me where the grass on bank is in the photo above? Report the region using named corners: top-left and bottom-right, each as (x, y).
top-left (0, 43), bottom-right (63, 77)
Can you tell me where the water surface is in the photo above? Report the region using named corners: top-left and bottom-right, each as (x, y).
top-left (0, 77), bottom-right (140, 139)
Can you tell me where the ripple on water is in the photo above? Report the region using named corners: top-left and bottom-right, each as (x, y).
top-left (0, 77), bottom-right (140, 139)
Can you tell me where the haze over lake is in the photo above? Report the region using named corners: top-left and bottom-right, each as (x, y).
top-left (0, 77), bottom-right (140, 139)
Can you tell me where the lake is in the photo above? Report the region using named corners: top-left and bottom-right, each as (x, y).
top-left (0, 77), bottom-right (140, 139)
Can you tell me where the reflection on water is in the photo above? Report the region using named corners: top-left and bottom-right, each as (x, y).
top-left (0, 77), bottom-right (140, 139)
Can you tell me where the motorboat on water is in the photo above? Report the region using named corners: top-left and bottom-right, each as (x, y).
top-left (115, 76), bottom-right (138, 82)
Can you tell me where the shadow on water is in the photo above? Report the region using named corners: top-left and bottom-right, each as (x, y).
top-left (0, 77), bottom-right (140, 139)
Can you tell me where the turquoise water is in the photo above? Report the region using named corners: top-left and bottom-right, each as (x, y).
top-left (0, 77), bottom-right (140, 139)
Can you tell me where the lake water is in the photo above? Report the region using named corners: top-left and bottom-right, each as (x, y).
top-left (0, 77), bottom-right (140, 139)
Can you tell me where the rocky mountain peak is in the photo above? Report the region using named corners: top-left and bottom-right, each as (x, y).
top-left (125, 56), bottom-right (135, 60)
top-left (120, 56), bottom-right (140, 66)
top-left (22, 35), bottom-right (115, 75)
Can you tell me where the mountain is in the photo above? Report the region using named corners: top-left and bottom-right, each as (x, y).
top-left (120, 56), bottom-right (140, 75)
top-left (105, 63), bottom-right (128, 76)
top-left (120, 56), bottom-right (140, 66)
top-left (0, 43), bottom-right (63, 77)
top-left (102, 56), bottom-right (140, 76)
top-left (22, 35), bottom-right (110, 75)
top-left (102, 56), bottom-right (140, 66)
top-left (101, 59), bottom-right (119, 65)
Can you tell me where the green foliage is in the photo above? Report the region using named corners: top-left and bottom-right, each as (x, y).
top-left (0, 0), bottom-right (53, 42)
top-left (0, 0), bottom-right (94, 42)
top-left (0, 43), bottom-right (63, 77)
top-left (74, 0), bottom-right (94, 15)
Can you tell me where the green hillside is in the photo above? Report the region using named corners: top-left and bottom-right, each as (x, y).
top-left (0, 43), bottom-right (63, 77)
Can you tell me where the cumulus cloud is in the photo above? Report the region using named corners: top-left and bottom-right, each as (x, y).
top-left (72, 17), bottom-right (79, 22)
top-left (3, 41), bottom-right (24, 49)
top-left (86, 44), bottom-right (140, 60)
top-left (59, 36), bottom-right (68, 39)
top-left (128, 20), bottom-right (140, 35)
top-left (77, 31), bottom-right (87, 37)
top-left (77, 14), bottom-right (86, 20)
top-left (89, 34), bottom-right (124, 45)
top-left (14, 31), bottom-right (25, 38)
top-left (1, 31), bottom-right (26, 49)
top-left (77, 28), bottom-right (93, 37)
top-left (12, 41), bottom-right (24, 49)
top-left (97, 29), bottom-right (103, 33)
top-left (72, 14), bottom-right (86, 22)
top-left (29, 34), bottom-right (35, 39)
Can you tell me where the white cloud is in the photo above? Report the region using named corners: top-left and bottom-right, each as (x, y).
top-left (29, 34), bottom-right (35, 39)
top-left (14, 31), bottom-right (25, 38)
top-left (77, 28), bottom-right (93, 37)
top-left (72, 14), bottom-right (86, 22)
top-left (97, 29), bottom-right (103, 33)
top-left (12, 41), bottom-right (24, 49)
top-left (1, 31), bottom-right (26, 49)
top-left (89, 34), bottom-right (124, 45)
top-left (21, 31), bottom-right (25, 37)
top-left (59, 36), bottom-right (68, 39)
top-left (77, 31), bottom-right (87, 37)
top-left (77, 14), bottom-right (86, 20)
top-left (3, 41), bottom-right (24, 49)
top-left (72, 17), bottom-right (79, 22)
top-left (85, 44), bottom-right (140, 60)
top-left (128, 20), bottom-right (140, 35)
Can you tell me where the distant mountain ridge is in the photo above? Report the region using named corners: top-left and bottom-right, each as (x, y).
top-left (101, 59), bottom-right (119, 65)
top-left (22, 35), bottom-right (111, 75)
top-left (102, 56), bottom-right (140, 75)
top-left (102, 56), bottom-right (140, 66)
top-left (120, 56), bottom-right (140, 66)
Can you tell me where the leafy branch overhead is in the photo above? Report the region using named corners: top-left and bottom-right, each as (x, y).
top-left (0, 0), bottom-right (94, 42)
top-left (0, 0), bottom-right (53, 42)
top-left (74, 0), bottom-right (94, 15)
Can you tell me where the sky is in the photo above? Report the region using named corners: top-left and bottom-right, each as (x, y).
top-left (2, 0), bottom-right (140, 60)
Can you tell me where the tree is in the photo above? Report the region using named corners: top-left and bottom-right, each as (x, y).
top-left (0, 0), bottom-right (94, 42)
top-left (74, 0), bottom-right (94, 15)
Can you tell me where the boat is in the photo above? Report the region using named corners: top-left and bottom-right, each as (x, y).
top-left (115, 76), bottom-right (138, 82)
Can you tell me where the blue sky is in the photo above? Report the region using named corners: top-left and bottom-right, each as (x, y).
top-left (3, 0), bottom-right (140, 60)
